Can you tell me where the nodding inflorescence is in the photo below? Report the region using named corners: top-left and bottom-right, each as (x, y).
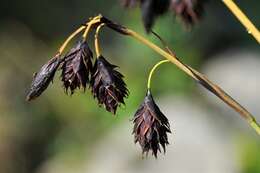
top-left (90, 56), bottom-right (129, 114)
top-left (26, 14), bottom-right (260, 158)
top-left (133, 89), bottom-right (171, 158)
top-left (26, 15), bottom-right (170, 157)
top-left (61, 40), bottom-right (93, 94)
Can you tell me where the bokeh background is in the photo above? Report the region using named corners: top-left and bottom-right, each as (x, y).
top-left (0, 1), bottom-right (259, 173)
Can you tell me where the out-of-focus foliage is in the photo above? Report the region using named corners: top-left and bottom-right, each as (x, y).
top-left (0, 0), bottom-right (259, 173)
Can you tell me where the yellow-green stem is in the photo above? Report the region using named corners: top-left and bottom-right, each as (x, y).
top-left (147, 60), bottom-right (170, 89)
top-left (95, 24), bottom-right (105, 57)
top-left (222, 0), bottom-right (260, 43)
top-left (58, 25), bottom-right (86, 54)
top-left (250, 119), bottom-right (260, 135)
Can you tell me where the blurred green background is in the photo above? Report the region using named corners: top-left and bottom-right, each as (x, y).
top-left (0, 1), bottom-right (259, 173)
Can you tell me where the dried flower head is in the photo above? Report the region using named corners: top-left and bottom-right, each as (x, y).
top-left (91, 56), bottom-right (129, 114)
top-left (141, 0), bottom-right (170, 32)
top-left (122, 0), bottom-right (207, 30)
top-left (133, 90), bottom-right (171, 157)
top-left (26, 55), bottom-right (61, 101)
top-left (170, 0), bottom-right (207, 25)
top-left (61, 40), bottom-right (93, 94)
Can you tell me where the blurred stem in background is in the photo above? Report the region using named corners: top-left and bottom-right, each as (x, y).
top-left (222, 0), bottom-right (260, 43)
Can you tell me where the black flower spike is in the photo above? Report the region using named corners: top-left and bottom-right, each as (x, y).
top-left (61, 40), bottom-right (93, 94)
top-left (91, 56), bottom-right (129, 114)
top-left (133, 89), bottom-right (171, 158)
top-left (141, 0), bottom-right (170, 32)
top-left (26, 55), bottom-right (61, 101)
top-left (170, 0), bottom-right (207, 25)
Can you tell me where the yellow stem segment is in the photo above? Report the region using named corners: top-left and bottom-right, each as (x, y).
top-left (95, 24), bottom-right (105, 57)
top-left (58, 15), bottom-right (103, 55)
top-left (83, 15), bottom-right (103, 40)
top-left (82, 22), bottom-right (94, 41)
top-left (222, 0), bottom-right (260, 43)
top-left (147, 60), bottom-right (170, 89)
top-left (58, 25), bottom-right (86, 54)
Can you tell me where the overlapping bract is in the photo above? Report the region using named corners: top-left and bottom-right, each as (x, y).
top-left (91, 56), bottom-right (129, 114)
top-left (26, 55), bottom-right (61, 101)
top-left (61, 40), bottom-right (93, 94)
top-left (122, 0), bottom-right (207, 31)
top-left (171, 0), bottom-right (207, 25)
top-left (133, 90), bottom-right (171, 157)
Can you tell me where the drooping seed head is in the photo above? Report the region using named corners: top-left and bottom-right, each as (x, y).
top-left (133, 90), bottom-right (171, 157)
top-left (26, 54), bottom-right (61, 101)
top-left (61, 40), bottom-right (93, 94)
top-left (170, 0), bottom-right (207, 25)
top-left (91, 56), bottom-right (129, 114)
top-left (122, 0), bottom-right (207, 31)
top-left (141, 0), bottom-right (170, 32)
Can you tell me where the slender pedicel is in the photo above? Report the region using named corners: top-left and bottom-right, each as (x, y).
top-left (147, 60), bottom-right (170, 90)
top-left (95, 23), bottom-right (106, 57)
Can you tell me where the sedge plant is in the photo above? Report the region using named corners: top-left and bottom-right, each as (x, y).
top-left (26, 1), bottom-right (260, 157)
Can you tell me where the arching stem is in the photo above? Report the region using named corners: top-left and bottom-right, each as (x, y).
top-left (121, 29), bottom-right (260, 135)
top-left (94, 24), bottom-right (105, 57)
top-left (147, 60), bottom-right (170, 90)
top-left (58, 25), bottom-right (86, 54)
top-left (83, 15), bottom-right (103, 40)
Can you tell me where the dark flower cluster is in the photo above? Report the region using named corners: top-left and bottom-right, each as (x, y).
top-left (61, 40), bottom-right (93, 94)
top-left (122, 0), bottom-right (208, 32)
top-left (133, 90), bottom-right (171, 157)
top-left (91, 56), bottom-right (129, 114)
top-left (26, 39), bottom-right (128, 114)
top-left (26, 16), bottom-right (172, 158)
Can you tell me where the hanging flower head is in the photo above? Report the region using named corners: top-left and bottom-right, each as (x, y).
top-left (122, 0), bottom-right (207, 30)
top-left (170, 0), bottom-right (207, 25)
top-left (91, 56), bottom-right (129, 114)
top-left (140, 0), bottom-right (170, 32)
top-left (133, 89), bottom-right (171, 157)
top-left (26, 55), bottom-right (61, 101)
top-left (61, 40), bottom-right (93, 94)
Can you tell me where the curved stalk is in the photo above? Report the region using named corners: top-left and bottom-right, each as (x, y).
top-left (58, 15), bottom-right (103, 55)
top-left (58, 25), bottom-right (86, 54)
top-left (147, 60), bottom-right (170, 90)
top-left (94, 24), bottom-right (105, 57)
top-left (222, 0), bottom-right (260, 43)
top-left (82, 22), bottom-right (94, 41)
top-left (83, 15), bottom-right (103, 40)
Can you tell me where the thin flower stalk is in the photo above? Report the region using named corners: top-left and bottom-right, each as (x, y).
top-left (95, 23), bottom-right (106, 57)
top-left (147, 60), bottom-right (170, 90)
top-left (58, 25), bottom-right (86, 54)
